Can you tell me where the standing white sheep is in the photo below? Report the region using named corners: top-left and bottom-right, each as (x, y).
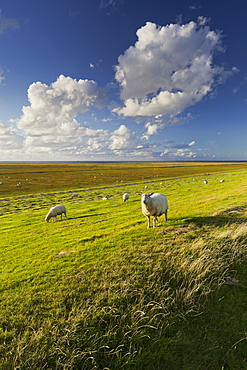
top-left (138, 193), bottom-right (168, 228)
top-left (45, 205), bottom-right (67, 222)
top-left (122, 193), bottom-right (130, 202)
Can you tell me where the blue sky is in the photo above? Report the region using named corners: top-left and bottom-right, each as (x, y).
top-left (0, 0), bottom-right (246, 161)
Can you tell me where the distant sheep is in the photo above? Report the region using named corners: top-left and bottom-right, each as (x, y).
top-left (122, 193), bottom-right (130, 202)
top-left (145, 185), bottom-right (148, 189)
top-left (138, 192), bottom-right (168, 228)
top-left (70, 193), bottom-right (78, 199)
top-left (102, 196), bottom-right (109, 200)
top-left (45, 205), bottom-right (67, 222)
top-left (220, 179), bottom-right (225, 183)
top-left (204, 180), bottom-right (208, 184)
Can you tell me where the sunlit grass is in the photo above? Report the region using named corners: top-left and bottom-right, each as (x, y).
top-left (1, 164), bottom-right (247, 368)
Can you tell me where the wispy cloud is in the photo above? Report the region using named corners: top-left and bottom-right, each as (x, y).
top-left (0, 10), bottom-right (19, 36)
top-left (99, 0), bottom-right (123, 15)
top-left (164, 140), bottom-right (196, 149)
top-left (189, 5), bottom-right (202, 10)
top-left (0, 67), bottom-right (4, 84)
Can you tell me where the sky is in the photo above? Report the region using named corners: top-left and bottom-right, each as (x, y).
top-left (0, 0), bottom-right (246, 162)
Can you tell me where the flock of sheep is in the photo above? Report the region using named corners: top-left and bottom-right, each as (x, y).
top-left (45, 191), bottom-right (168, 229)
top-left (45, 178), bottom-right (225, 228)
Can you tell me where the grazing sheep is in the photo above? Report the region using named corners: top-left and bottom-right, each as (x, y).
top-left (138, 192), bottom-right (168, 228)
top-left (45, 205), bottom-right (67, 222)
top-left (145, 185), bottom-right (148, 189)
top-left (204, 180), bottom-right (208, 184)
top-left (220, 179), bottom-right (225, 183)
top-left (70, 193), bottom-right (78, 199)
top-left (102, 196), bottom-right (109, 200)
top-left (122, 193), bottom-right (130, 202)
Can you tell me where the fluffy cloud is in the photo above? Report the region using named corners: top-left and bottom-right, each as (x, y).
top-left (17, 75), bottom-right (106, 135)
top-left (10, 75), bottom-right (149, 160)
top-left (8, 75), bottom-right (112, 159)
top-left (109, 124), bottom-right (143, 152)
top-left (114, 18), bottom-right (233, 126)
top-left (142, 113), bottom-right (193, 139)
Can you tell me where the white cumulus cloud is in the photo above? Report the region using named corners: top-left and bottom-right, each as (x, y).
top-left (17, 75), bottom-right (106, 135)
top-left (10, 75), bottom-right (149, 160)
top-left (114, 18), bottom-right (234, 129)
top-left (109, 124), bottom-right (143, 152)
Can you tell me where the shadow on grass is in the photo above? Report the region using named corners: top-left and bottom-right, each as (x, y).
top-left (185, 215), bottom-right (247, 228)
top-left (184, 216), bottom-right (247, 227)
top-left (181, 204), bottom-right (247, 227)
top-left (67, 213), bottom-right (105, 220)
top-left (180, 204), bottom-right (247, 228)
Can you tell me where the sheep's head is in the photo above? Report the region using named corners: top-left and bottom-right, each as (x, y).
top-left (138, 193), bottom-right (153, 205)
top-left (45, 214), bottom-right (51, 222)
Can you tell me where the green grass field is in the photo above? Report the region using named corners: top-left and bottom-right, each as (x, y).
top-left (1, 162), bottom-right (247, 369)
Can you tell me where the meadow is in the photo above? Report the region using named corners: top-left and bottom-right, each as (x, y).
top-left (1, 162), bottom-right (247, 369)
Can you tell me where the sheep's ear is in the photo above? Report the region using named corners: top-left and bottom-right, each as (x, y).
top-left (149, 192), bottom-right (154, 196)
top-left (137, 193), bottom-right (142, 196)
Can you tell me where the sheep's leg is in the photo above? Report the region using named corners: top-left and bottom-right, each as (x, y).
top-left (164, 211), bottom-right (168, 221)
top-left (153, 216), bottom-right (158, 228)
top-left (146, 215), bottom-right (150, 228)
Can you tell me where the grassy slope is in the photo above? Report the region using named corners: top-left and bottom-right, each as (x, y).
top-left (0, 165), bottom-right (247, 369)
